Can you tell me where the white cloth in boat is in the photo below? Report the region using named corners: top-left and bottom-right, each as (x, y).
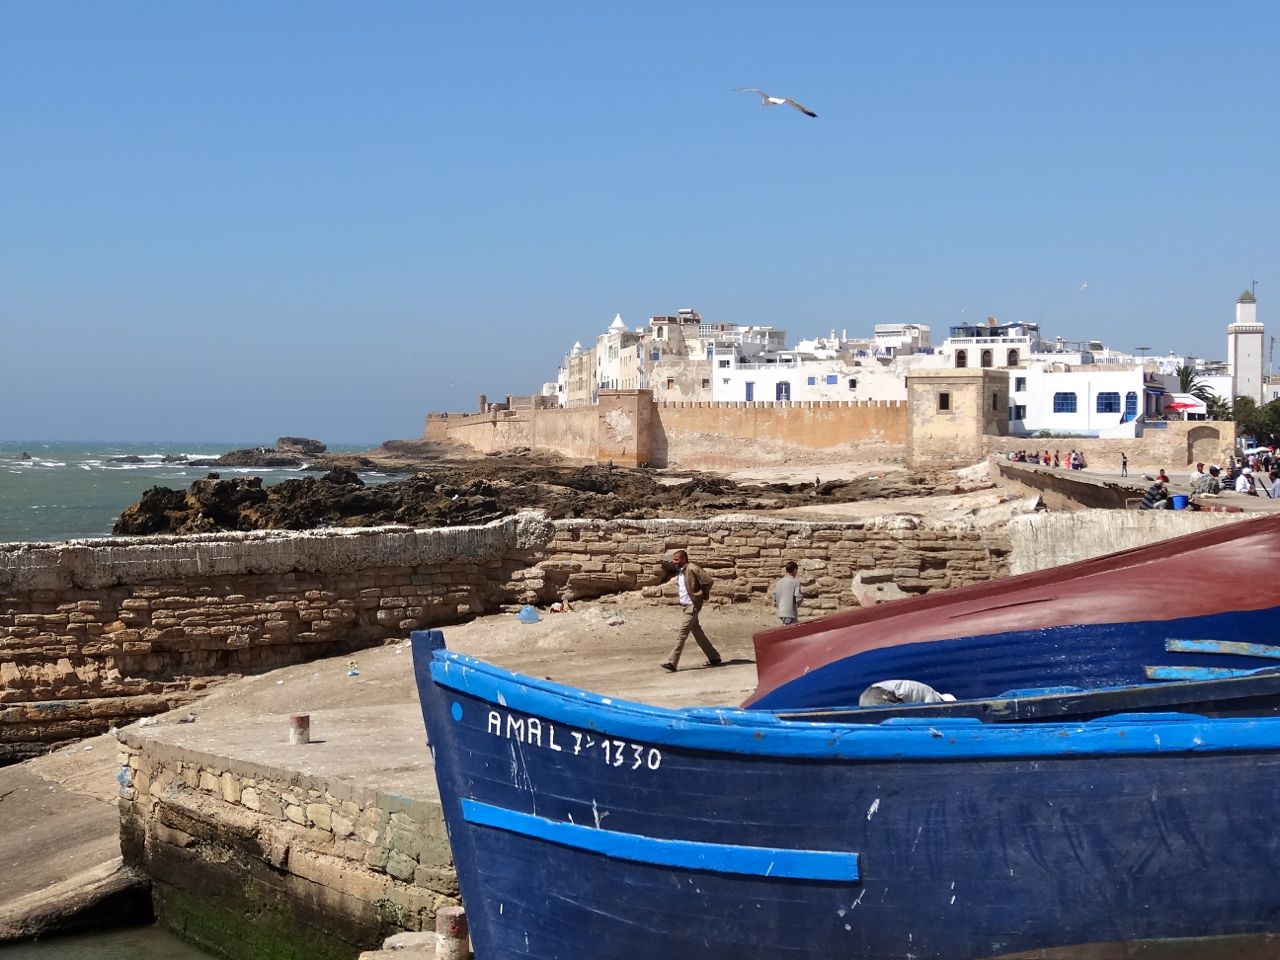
top-left (858, 679), bottom-right (957, 707)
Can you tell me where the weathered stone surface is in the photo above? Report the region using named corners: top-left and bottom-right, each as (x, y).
top-left (0, 513), bottom-right (1028, 758)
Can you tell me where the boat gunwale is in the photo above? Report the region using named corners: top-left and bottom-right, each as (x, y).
top-left (422, 642), bottom-right (1280, 763)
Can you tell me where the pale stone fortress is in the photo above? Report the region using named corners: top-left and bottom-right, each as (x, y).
top-left (426, 292), bottom-right (1263, 470)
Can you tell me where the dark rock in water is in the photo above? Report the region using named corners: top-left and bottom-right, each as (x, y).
top-left (276, 436), bottom-right (327, 456)
top-left (19, 451), bottom-right (31, 460)
top-left (112, 453), bottom-right (188, 464)
top-left (322, 468), bottom-right (364, 486)
top-left (114, 478), bottom-right (270, 536)
top-left (189, 448), bottom-right (304, 469)
top-left (113, 486), bottom-right (192, 535)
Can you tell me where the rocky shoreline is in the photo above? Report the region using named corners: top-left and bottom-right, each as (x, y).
top-left (113, 453), bottom-right (939, 536)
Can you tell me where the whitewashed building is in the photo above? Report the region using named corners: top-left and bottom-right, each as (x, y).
top-left (1008, 366), bottom-right (1149, 436)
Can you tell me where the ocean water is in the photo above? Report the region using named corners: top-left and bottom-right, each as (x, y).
top-left (0, 925), bottom-right (213, 959)
top-left (0, 441), bottom-right (387, 544)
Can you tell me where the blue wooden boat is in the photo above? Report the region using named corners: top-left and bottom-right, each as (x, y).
top-left (413, 630), bottom-right (1280, 960)
top-left (748, 513), bottom-right (1280, 710)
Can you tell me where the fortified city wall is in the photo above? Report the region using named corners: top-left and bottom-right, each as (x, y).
top-left (426, 396), bottom-right (909, 468)
top-left (1, 514), bottom-right (1004, 762)
top-left (425, 405), bottom-right (598, 459)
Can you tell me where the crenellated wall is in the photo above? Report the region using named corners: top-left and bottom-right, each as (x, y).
top-left (426, 394), bottom-right (909, 468)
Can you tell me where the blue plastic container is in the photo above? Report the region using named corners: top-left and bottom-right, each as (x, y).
top-left (1170, 494), bottom-right (1189, 510)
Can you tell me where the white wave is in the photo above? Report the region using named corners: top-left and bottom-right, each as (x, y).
top-left (79, 464), bottom-right (92, 471)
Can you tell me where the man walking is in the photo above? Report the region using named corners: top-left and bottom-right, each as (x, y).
top-left (1120, 452), bottom-right (1128, 477)
top-left (660, 549), bottom-right (722, 672)
top-left (772, 560), bottom-right (803, 625)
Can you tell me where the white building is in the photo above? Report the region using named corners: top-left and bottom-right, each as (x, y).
top-left (1008, 366), bottom-right (1148, 437)
top-left (941, 320), bottom-right (1048, 370)
top-left (595, 313), bottom-right (643, 393)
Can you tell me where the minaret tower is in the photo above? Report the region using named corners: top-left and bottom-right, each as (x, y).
top-left (1228, 290), bottom-right (1265, 404)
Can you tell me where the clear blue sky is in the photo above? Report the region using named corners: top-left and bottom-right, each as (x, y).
top-left (3, 2), bottom-right (1277, 442)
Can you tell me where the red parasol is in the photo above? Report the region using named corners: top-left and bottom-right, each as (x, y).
top-left (1164, 401), bottom-right (1201, 411)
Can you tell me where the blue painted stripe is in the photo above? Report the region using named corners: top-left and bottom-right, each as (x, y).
top-left (426, 649), bottom-right (1280, 761)
top-left (460, 799), bottom-right (861, 882)
top-left (1144, 665), bottom-right (1268, 681)
top-left (1166, 637), bottom-right (1280, 660)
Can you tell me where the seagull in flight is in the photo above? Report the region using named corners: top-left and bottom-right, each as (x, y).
top-left (735, 88), bottom-right (818, 118)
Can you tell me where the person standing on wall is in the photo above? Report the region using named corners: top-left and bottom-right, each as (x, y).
top-left (660, 549), bottom-right (722, 672)
top-left (772, 560), bottom-right (804, 626)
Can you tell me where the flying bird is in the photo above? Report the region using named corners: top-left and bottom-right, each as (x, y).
top-left (1080, 281), bottom-right (1088, 291)
top-left (735, 88), bottom-right (818, 118)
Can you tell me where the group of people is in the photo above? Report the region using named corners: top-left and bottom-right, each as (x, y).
top-left (1139, 457), bottom-right (1280, 508)
top-left (1007, 449), bottom-right (1088, 470)
top-left (658, 550), bottom-right (804, 672)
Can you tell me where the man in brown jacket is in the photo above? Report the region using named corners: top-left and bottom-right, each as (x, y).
top-left (660, 549), bottom-right (723, 672)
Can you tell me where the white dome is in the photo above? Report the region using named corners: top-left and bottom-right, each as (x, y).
top-left (608, 312), bottom-right (627, 332)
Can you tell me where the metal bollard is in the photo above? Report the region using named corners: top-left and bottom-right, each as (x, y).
top-left (434, 904), bottom-right (468, 960)
top-left (288, 713), bottom-right (311, 745)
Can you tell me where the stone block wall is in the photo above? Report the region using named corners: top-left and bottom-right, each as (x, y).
top-left (117, 732), bottom-right (452, 959)
top-left (0, 516), bottom-right (1013, 760)
top-left (526, 517), bottom-right (1011, 613)
top-left (0, 525), bottom-right (534, 763)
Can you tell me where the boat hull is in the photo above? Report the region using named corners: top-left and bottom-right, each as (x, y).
top-left (414, 632), bottom-right (1280, 960)
top-left (748, 514), bottom-right (1280, 710)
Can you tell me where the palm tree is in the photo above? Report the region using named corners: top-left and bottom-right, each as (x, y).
top-left (1175, 364), bottom-right (1214, 403)
top-left (1206, 394), bottom-right (1232, 420)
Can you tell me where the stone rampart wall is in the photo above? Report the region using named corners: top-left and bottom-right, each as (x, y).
top-left (985, 420), bottom-right (1235, 472)
top-left (429, 398), bottom-right (909, 467)
top-left (654, 401), bottom-right (907, 468)
top-left (427, 406), bottom-right (598, 459)
top-left (0, 516), bottom-right (1011, 759)
top-left (0, 525), bottom-right (533, 763)
top-left (117, 730), bottom-right (451, 958)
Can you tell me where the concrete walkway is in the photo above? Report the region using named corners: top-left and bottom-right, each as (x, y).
top-left (0, 749), bottom-right (148, 939)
